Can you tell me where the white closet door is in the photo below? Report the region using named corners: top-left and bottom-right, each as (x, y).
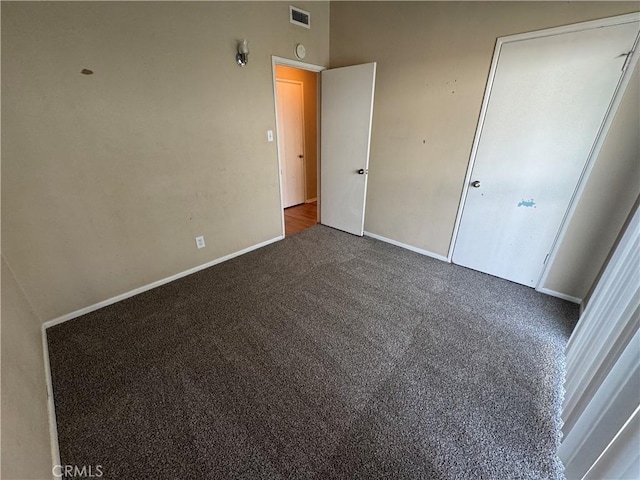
top-left (453, 20), bottom-right (639, 286)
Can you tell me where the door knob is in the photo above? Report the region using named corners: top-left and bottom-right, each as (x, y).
top-left (298, 155), bottom-right (304, 158)
top-left (471, 180), bottom-right (481, 188)
top-left (357, 169), bottom-right (367, 175)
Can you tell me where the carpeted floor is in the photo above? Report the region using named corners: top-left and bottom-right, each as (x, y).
top-left (47, 225), bottom-right (578, 479)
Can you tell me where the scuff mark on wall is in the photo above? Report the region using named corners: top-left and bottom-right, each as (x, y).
top-left (518, 199), bottom-right (536, 208)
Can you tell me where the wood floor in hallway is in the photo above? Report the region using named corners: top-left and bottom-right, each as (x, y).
top-left (285, 201), bottom-right (317, 236)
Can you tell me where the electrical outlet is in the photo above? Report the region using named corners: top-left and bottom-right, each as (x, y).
top-left (195, 236), bottom-right (206, 249)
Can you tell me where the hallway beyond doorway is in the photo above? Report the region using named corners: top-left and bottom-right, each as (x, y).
top-left (285, 201), bottom-right (317, 236)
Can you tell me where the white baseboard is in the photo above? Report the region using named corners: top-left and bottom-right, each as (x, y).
top-left (537, 287), bottom-right (582, 304)
top-left (42, 327), bottom-right (61, 477)
top-left (363, 231), bottom-right (449, 263)
top-left (305, 197), bottom-right (317, 204)
top-left (43, 235), bottom-right (284, 330)
top-left (362, 232), bottom-right (581, 304)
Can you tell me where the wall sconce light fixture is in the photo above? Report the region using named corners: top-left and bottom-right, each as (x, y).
top-left (236, 39), bottom-right (249, 67)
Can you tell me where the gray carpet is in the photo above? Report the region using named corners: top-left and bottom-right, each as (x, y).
top-left (47, 225), bottom-right (578, 479)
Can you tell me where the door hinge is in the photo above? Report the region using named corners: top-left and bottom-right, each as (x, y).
top-left (544, 253), bottom-right (550, 265)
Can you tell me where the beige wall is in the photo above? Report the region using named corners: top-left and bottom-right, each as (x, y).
top-left (1, 257), bottom-right (53, 479)
top-left (544, 66), bottom-right (640, 299)
top-left (330, 1), bottom-right (639, 299)
top-left (275, 65), bottom-right (319, 201)
top-left (2, 2), bottom-right (329, 321)
top-left (3, 1), bottom-right (638, 319)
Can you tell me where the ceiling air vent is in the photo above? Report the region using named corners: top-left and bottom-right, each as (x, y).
top-left (290, 6), bottom-right (310, 29)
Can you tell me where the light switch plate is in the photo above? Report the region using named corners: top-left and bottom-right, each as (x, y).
top-left (267, 130), bottom-right (274, 142)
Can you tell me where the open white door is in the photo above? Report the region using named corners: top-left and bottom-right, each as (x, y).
top-left (320, 63), bottom-right (376, 236)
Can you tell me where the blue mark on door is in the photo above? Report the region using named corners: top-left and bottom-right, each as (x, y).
top-left (518, 199), bottom-right (536, 208)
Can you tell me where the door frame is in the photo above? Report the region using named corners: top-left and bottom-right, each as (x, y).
top-left (271, 56), bottom-right (326, 237)
top-left (276, 78), bottom-right (307, 208)
top-left (447, 12), bottom-right (640, 300)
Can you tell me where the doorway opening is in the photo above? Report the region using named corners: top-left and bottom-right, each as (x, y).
top-left (272, 56), bottom-right (375, 238)
top-left (274, 64), bottom-right (320, 237)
